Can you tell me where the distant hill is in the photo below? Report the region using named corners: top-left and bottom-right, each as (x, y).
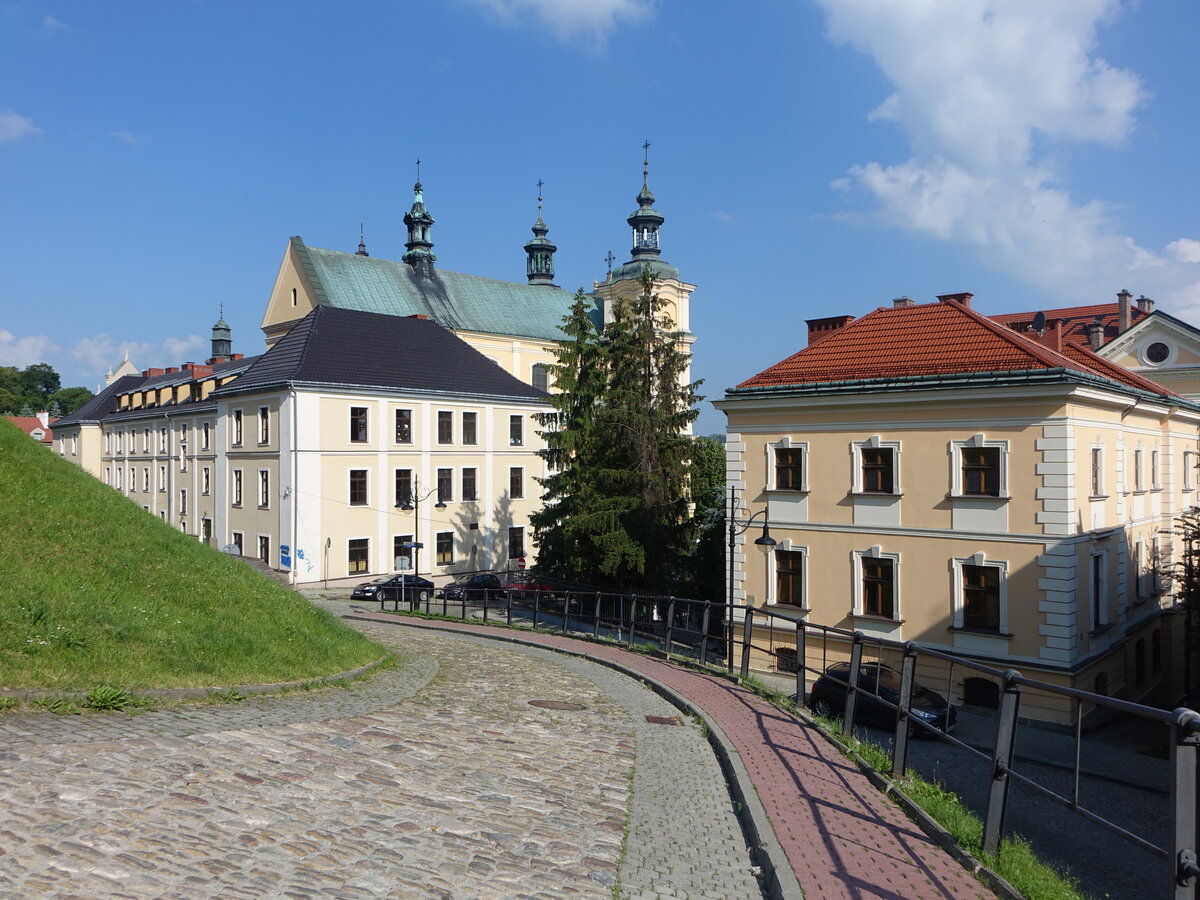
top-left (0, 419), bottom-right (382, 691)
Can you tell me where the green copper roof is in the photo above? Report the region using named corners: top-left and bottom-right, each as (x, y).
top-left (292, 237), bottom-right (588, 343)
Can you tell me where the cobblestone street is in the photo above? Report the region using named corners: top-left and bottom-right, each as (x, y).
top-left (0, 621), bottom-right (763, 899)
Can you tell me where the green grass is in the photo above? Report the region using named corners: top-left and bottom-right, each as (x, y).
top-left (0, 419), bottom-right (384, 691)
top-left (809, 711), bottom-right (1092, 900)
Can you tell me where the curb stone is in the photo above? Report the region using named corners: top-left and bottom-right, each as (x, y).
top-left (0, 652), bottom-right (394, 705)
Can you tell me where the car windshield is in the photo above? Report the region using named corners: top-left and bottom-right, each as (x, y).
top-left (453, 574), bottom-right (478, 585)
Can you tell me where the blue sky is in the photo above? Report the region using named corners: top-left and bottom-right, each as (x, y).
top-left (2, 0), bottom-right (1197, 434)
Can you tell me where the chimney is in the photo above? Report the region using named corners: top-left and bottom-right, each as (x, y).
top-left (805, 315), bottom-right (855, 346)
top-left (1117, 289), bottom-right (1132, 332)
top-left (937, 292), bottom-right (974, 308)
top-left (230, 353), bottom-right (244, 361)
top-left (892, 296), bottom-right (914, 308)
top-left (37, 410), bottom-right (49, 428)
top-left (165, 367), bottom-right (180, 374)
top-left (1085, 317), bottom-right (1105, 351)
top-left (408, 314), bottom-right (429, 320)
top-left (1137, 295), bottom-right (1155, 313)
top-left (142, 368), bottom-right (165, 378)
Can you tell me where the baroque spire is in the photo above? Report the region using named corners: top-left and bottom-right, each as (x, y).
top-left (402, 159), bottom-right (436, 276)
top-left (524, 179), bottom-right (557, 286)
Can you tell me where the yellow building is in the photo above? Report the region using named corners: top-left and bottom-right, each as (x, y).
top-left (717, 293), bottom-right (1200, 724)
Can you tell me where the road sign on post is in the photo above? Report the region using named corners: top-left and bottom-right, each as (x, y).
top-left (517, 557), bottom-right (526, 570)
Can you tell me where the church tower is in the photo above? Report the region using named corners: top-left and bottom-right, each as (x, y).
top-left (402, 167), bottom-right (436, 277)
top-left (209, 310), bottom-right (232, 364)
top-left (593, 143), bottom-right (696, 395)
top-left (524, 180), bottom-right (557, 286)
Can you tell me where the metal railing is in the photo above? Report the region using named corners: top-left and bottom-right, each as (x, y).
top-left (373, 585), bottom-right (1200, 897)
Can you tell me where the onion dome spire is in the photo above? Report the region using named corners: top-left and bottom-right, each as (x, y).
top-left (524, 179), bottom-right (557, 286)
top-left (402, 159), bottom-right (436, 276)
top-left (628, 139), bottom-right (664, 262)
top-left (356, 222), bottom-right (369, 256)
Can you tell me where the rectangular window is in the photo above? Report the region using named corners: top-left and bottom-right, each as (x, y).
top-left (202, 466), bottom-right (211, 494)
top-left (1135, 541), bottom-right (1148, 602)
top-left (1134, 448), bottom-right (1145, 492)
top-left (1186, 451), bottom-right (1196, 492)
top-left (962, 565), bottom-right (1000, 630)
top-left (508, 526), bottom-right (525, 560)
top-left (116, 431), bottom-right (124, 453)
top-left (179, 489), bottom-right (187, 516)
top-left (1091, 448), bottom-right (1103, 496)
top-left (962, 447), bottom-right (1001, 496)
top-left (509, 414), bottom-right (524, 446)
top-left (259, 407), bottom-right (270, 444)
top-left (142, 467), bottom-right (149, 492)
top-left (105, 433), bottom-right (111, 455)
top-left (776, 550), bottom-right (804, 607)
top-left (395, 408), bottom-right (412, 443)
top-left (232, 469), bottom-right (243, 506)
top-left (349, 469), bottom-right (368, 506)
top-left (142, 428), bottom-right (149, 453)
top-left (258, 535), bottom-right (270, 564)
top-left (862, 557), bottom-right (895, 618)
top-left (438, 411), bottom-right (453, 444)
top-left (1092, 552), bottom-right (1107, 628)
top-left (159, 465), bottom-right (166, 491)
top-left (201, 518), bottom-right (212, 543)
top-left (348, 538), bottom-right (369, 574)
top-left (437, 467), bottom-right (452, 503)
top-left (394, 534), bottom-right (415, 570)
top-left (462, 411), bottom-right (477, 445)
top-left (436, 531), bottom-right (454, 566)
top-left (104, 466), bottom-right (111, 485)
top-left (350, 407), bottom-right (368, 443)
top-left (202, 422), bottom-right (210, 450)
top-left (1152, 449), bottom-right (1160, 489)
top-left (259, 470), bottom-right (270, 508)
top-left (232, 531), bottom-right (243, 555)
top-left (532, 364), bottom-right (549, 393)
top-left (775, 448), bottom-right (804, 490)
top-left (232, 411), bottom-right (242, 447)
top-left (509, 467), bottom-right (524, 499)
top-left (861, 448), bottom-right (894, 493)
top-left (462, 467), bottom-right (477, 502)
top-left (394, 468), bottom-right (413, 507)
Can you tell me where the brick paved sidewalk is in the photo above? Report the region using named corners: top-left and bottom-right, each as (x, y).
top-left (349, 611), bottom-right (997, 900)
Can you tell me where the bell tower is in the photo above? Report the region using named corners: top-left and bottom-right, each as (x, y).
top-left (524, 180), bottom-right (557, 286)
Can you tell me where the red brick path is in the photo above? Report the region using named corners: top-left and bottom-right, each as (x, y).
top-left (349, 612), bottom-right (995, 899)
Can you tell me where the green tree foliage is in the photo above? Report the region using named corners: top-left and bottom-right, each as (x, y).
top-left (0, 364), bottom-right (92, 416)
top-left (532, 273), bottom-right (701, 593)
top-left (689, 435), bottom-right (728, 602)
top-left (1170, 507), bottom-right (1200, 652)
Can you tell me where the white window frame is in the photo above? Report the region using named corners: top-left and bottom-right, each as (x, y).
top-left (259, 406), bottom-right (270, 445)
top-left (509, 414), bottom-right (524, 447)
top-left (851, 545), bottom-right (901, 620)
top-left (231, 410), bottom-right (243, 447)
top-left (950, 433), bottom-right (1009, 498)
top-left (202, 466), bottom-right (211, 495)
top-left (768, 540), bottom-right (808, 609)
top-left (462, 411), bottom-right (478, 446)
top-left (232, 468), bottom-right (243, 507)
top-left (158, 465), bottom-right (166, 492)
top-left (1185, 450), bottom-right (1196, 493)
top-left (258, 469), bottom-right (270, 509)
top-left (851, 435), bottom-right (901, 495)
top-left (462, 467), bottom-right (478, 502)
top-left (1151, 448), bottom-right (1162, 491)
top-left (951, 552), bottom-right (1009, 633)
top-left (202, 422), bottom-right (210, 450)
top-left (767, 437), bottom-right (808, 492)
top-left (1091, 549), bottom-right (1108, 630)
top-left (1090, 443), bottom-right (1106, 498)
top-left (1133, 447), bottom-right (1145, 493)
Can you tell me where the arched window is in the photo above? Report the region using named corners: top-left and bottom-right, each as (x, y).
top-left (532, 363), bottom-right (549, 392)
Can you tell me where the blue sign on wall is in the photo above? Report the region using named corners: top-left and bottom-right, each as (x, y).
top-left (280, 544), bottom-right (291, 569)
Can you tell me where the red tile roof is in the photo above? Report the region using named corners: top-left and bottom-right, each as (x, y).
top-left (5, 416), bottom-right (57, 444)
top-left (738, 298), bottom-right (1180, 400)
top-left (990, 302), bottom-right (1149, 348)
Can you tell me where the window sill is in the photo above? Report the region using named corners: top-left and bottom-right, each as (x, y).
top-left (767, 602), bottom-right (809, 613)
top-left (258, 505), bottom-right (270, 511)
top-left (848, 491), bottom-right (902, 498)
top-left (1090, 623), bottom-right (1113, 637)
top-left (768, 487), bottom-right (810, 495)
top-left (1089, 493), bottom-right (1109, 500)
top-left (949, 625), bottom-right (1013, 638)
top-left (232, 503), bottom-right (243, 509)
top-left (947, 493), bottom-right (1011, 502)
top-left (850, 612), bottom-right (904, 625)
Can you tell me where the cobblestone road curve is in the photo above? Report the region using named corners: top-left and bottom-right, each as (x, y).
top-left (0, 619), bottom-right (764, 900)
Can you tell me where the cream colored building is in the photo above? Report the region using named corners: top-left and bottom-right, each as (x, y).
top-left (717, 293), bottom-right (1200, 723)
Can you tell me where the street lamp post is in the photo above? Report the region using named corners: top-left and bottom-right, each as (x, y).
top-left (397, 476), bottom-right (446, 607)
top-left (727, 485), bottom-right (776, 671)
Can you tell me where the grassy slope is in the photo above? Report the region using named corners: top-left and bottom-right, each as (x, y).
top-left (0, 420), bottom-right (383, 690)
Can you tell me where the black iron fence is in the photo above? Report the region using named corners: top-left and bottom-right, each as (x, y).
top-left (374, 585), bottom-right (1200, 897)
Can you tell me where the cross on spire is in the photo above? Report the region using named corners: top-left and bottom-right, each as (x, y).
top-left (605, 250), bottom-right (615, 275)
top-left (415, 158), bottom-right (421, 183)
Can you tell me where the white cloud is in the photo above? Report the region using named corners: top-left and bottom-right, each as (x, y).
top-left (42, 15), bottom-right (68, 32)
top-left (712, 210), bottom-right (737, 225)
top-left (816, 0), bottom-right (1200, 311)
top-left (71, 334), bottom-right (206, 378)
top-left (469, 0), bottom-right (653, 48)
top-left (0, 110), bottom-right (42, 143)
top-left (109, 129), bottom-right (138, 145)
top-left (0, 330), bottom-right (59, 368)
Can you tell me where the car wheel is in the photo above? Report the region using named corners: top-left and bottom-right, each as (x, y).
top-left (811, 697), bottom-right (834, 719)
top-left (417, 589), bottom-right (430, 603)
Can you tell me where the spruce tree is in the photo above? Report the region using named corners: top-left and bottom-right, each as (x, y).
top-left (533, 272), bottom-right (701, 592)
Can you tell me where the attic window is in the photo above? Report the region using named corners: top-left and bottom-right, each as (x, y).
top-left (291, 288), bottom-right (298, 307)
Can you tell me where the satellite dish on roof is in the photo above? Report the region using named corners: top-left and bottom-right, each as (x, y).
top-left (1032, 311), bottom-right (1047, 332)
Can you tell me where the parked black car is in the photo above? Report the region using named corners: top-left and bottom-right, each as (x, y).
top-left (805, 662), bottom-right (957, 735)
top-left (442, 573), bottom-right (503, 604)
top-left (351, 574), bottom-right (434, 604)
